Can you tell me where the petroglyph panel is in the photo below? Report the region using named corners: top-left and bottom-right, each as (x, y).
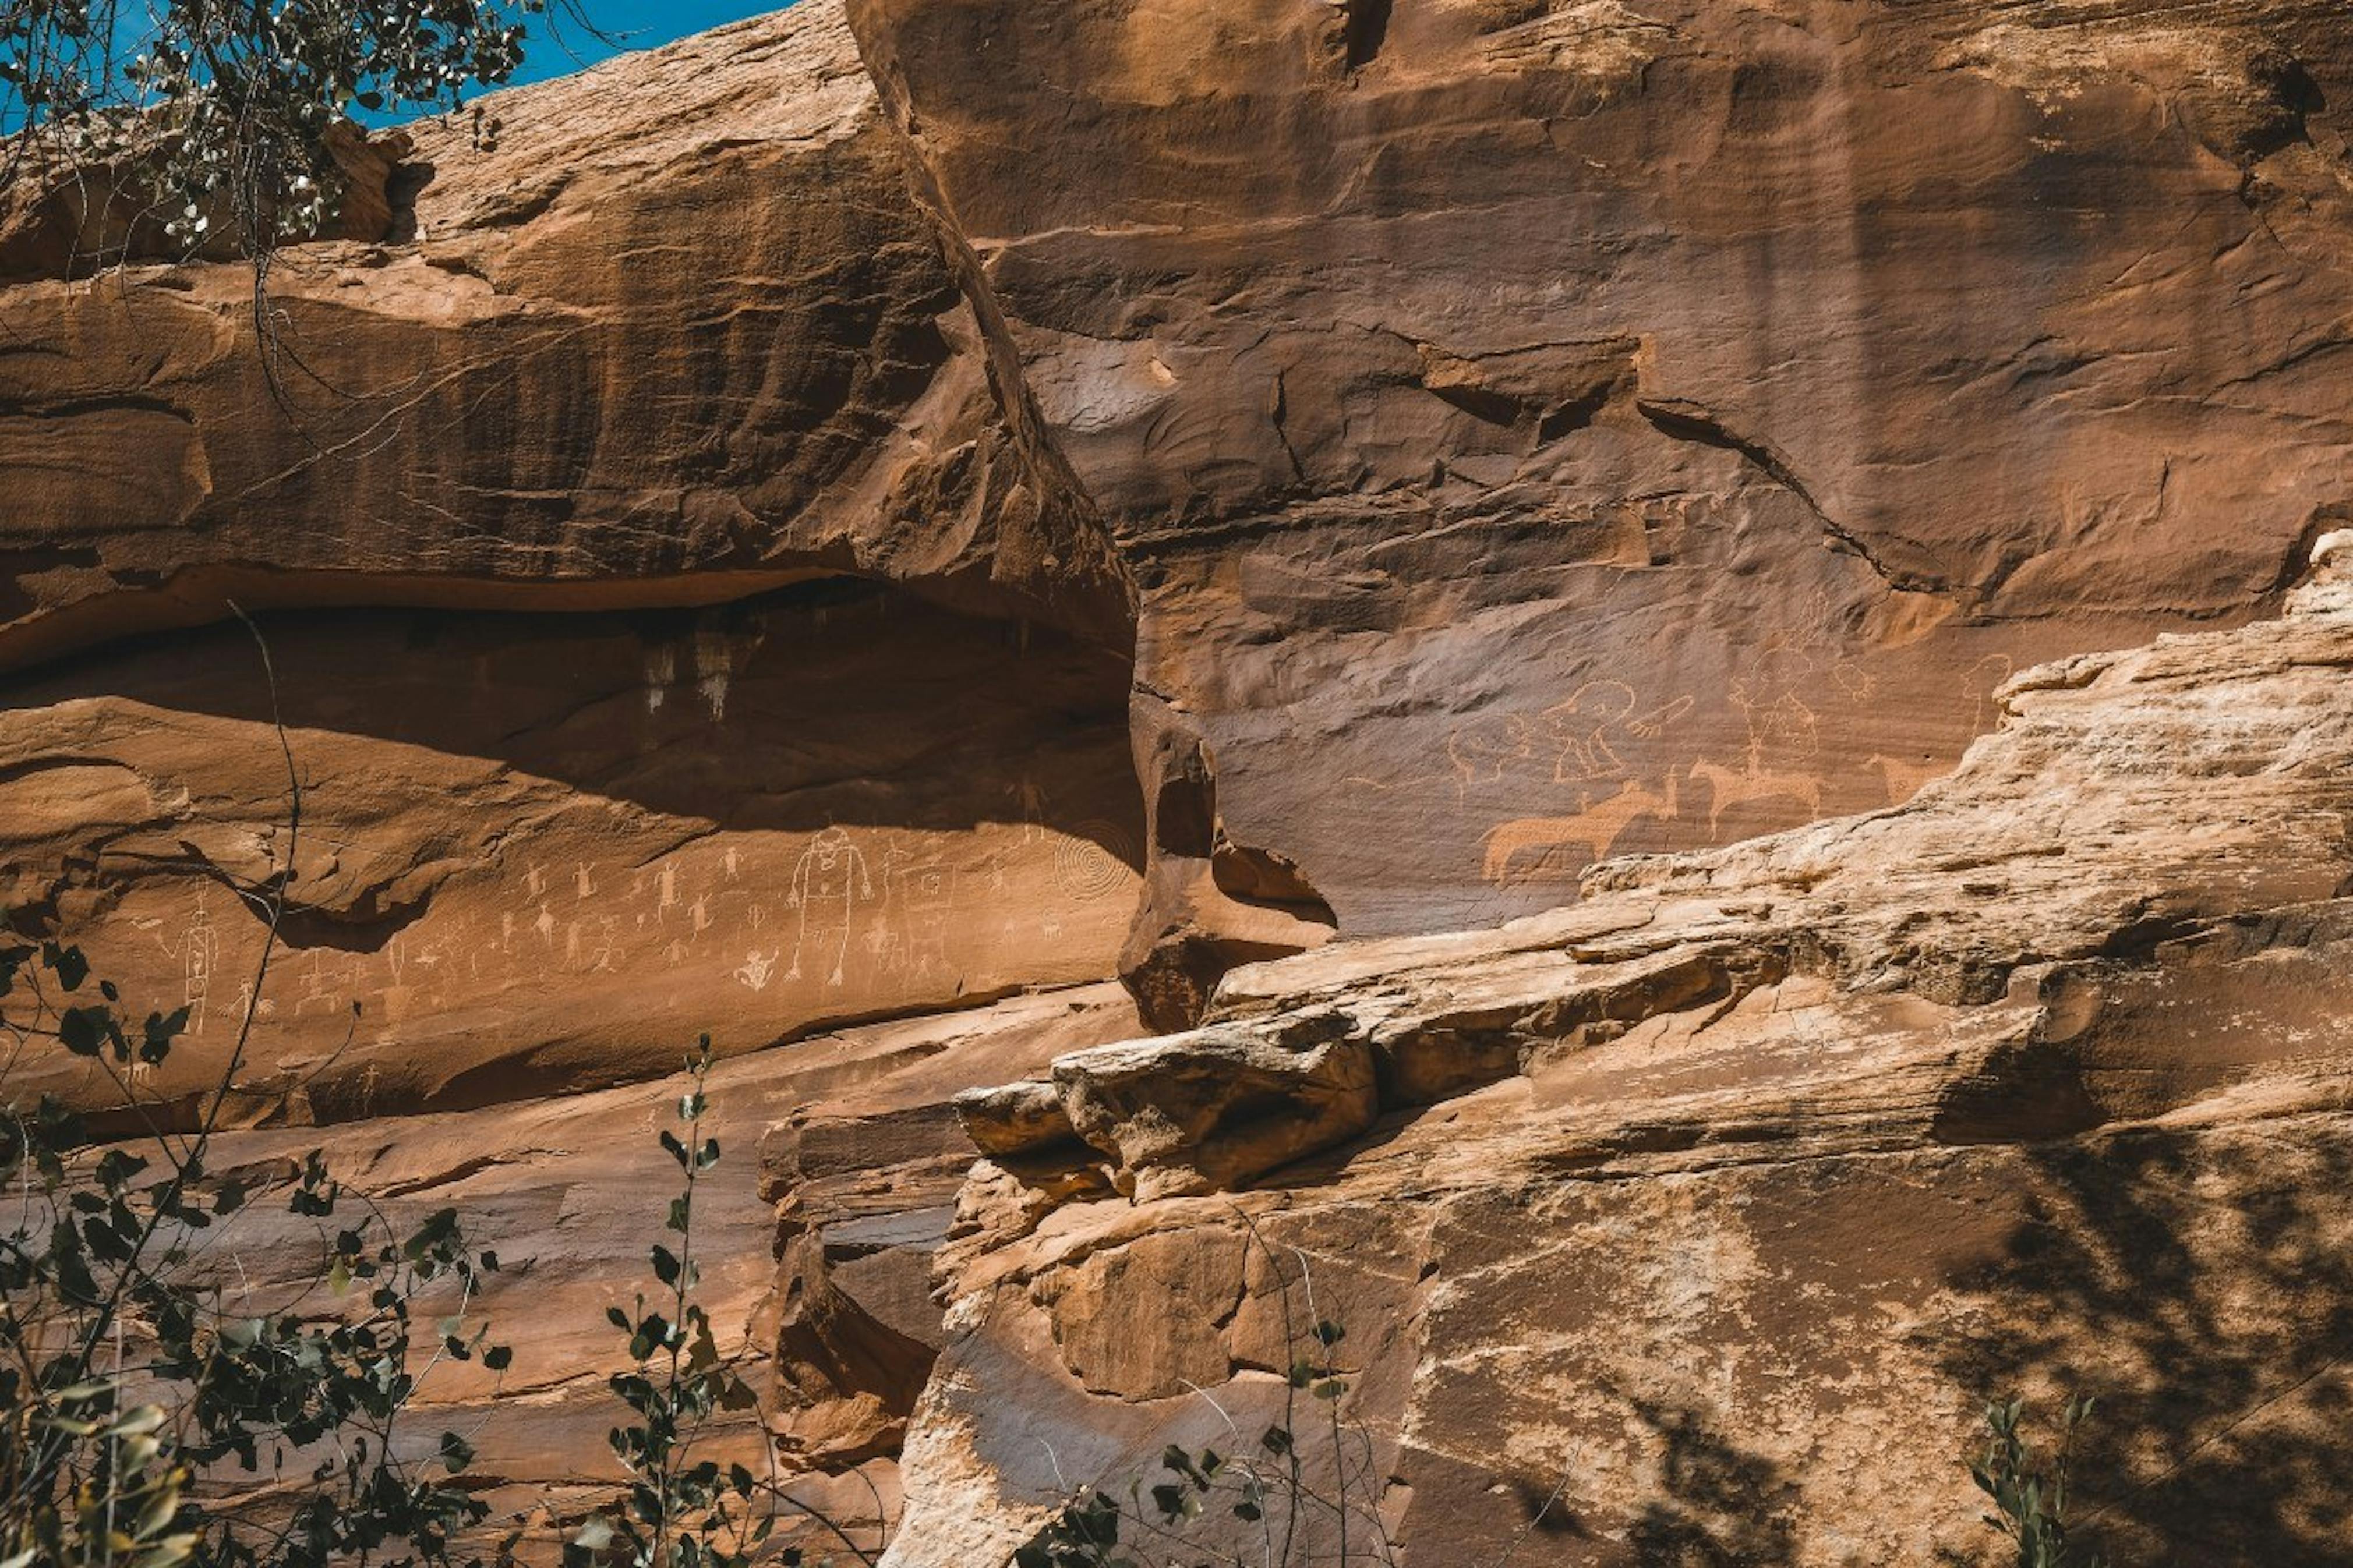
top-left (1, 581), bottom-right (1142, 1121)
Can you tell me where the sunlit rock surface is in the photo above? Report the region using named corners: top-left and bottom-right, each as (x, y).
top-left (6, 0), bottom-right (2353, 1558)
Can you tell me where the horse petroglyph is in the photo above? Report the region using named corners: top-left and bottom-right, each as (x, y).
top-left (1482, 774), bottom-right (1681, 887)
top-left (1687, 758), bottom-right (1824, 837)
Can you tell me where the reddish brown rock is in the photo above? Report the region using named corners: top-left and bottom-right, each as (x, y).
top-left (2, 583), bottom-right (1142, 1120)
top-left (10, 0), bottom-right (2353, 1561)
top-left (0, 2), bottom-right (1125, 678)
top-left (848, 0), bottom-right (2353, 972)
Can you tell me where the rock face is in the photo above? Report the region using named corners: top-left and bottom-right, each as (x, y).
top-left (912, 546), bottom-right (2353, 1567)
top-left (0, 4), bottom-right (1126, 673)
top-left (3, 584), bottom-right (1142, 1119)
top-left (853, 0), bottom-right (2353, 955)
top-left (7, 0), bottom-right (2353, 1560)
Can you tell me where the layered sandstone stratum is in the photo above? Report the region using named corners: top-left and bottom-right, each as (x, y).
top-left (6, 0), bottom-right (2353, 1560)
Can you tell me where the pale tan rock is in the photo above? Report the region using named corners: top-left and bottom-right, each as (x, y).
top-left (910, 576), bottom-right (2353, 1566)
top-left (1052, 1015), bottom-right (1379, 1200)
top-left (951, 1079), bottom-right (1075, 1156)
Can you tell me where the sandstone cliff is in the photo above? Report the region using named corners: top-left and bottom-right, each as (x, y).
top-left (6, 0), bottom-right (2353, 1560)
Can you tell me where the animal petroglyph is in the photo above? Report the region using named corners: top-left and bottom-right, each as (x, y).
top-left (1450, 688), bottom-right (1695, 801)
top-left (1482, 774), bottom-right (1680, 887)
top-left (1447, 714), bottom-right (1538, 800)
top-left (1964, 653), bottom-right (2015, 733)
top-left (1865, 752), bottom-right (1945, 806)
top-left (1687, 758), bottom-right (1824, 837)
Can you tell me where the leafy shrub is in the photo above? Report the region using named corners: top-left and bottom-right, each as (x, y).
top-left (567, 1040), bottom-right (877, 1568)
top-left (2, 0), bottom-right (594, 256)
top-left (0, 930), bottom-right (507, 1568)
top-left (1970, 1395), bottom-right (2106, 1568)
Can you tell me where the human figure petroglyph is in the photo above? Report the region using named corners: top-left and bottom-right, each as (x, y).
top-left (1687, 758), bottom-right (1824, 837)
top-left (1482, 774), bottom-right (1680, 887)
top-left (694, 629), bottom-right (733, 721)
top-left (734, 950), bottom-right (779, 992)
top-left (574, 862), bottom-right (596, 901)
top-left (787, 827), bottom-right (873, 987)
top-left (689, 617), bottom-right (768, 723)
top-left (644, 645), bottom-right (676, 716)
top-left (1011, 777), bottom-right (1048, 843)
top-left (866, 840), bottom-right (917, 978)
top-left (1544, 682), bottom-right (1637, 783)
top-left (896, 856), bottom-right (957, 984)
top-left (157, 889), bottom-right (221, 1036)
top-left (585, 916), bottom-right (623, 974)
top-left (1729, 676), bottom-right (1819, 765)
top-left (1542, 683), bottom-right (1697, 782)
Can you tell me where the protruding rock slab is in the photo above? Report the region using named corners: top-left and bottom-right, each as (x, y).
top-left (0, 0), bottom-right (1126, 674)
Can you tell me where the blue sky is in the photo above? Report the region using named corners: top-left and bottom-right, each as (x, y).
top-left (0, 3), bottom-right (787, 132)
top-left (504, 1), bottom-right (787, 90)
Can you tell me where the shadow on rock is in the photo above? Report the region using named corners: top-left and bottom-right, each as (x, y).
top-left (1938, 1125), bottom-right (2353, 1567)
top-left (1626, 1400), bottom-right (1798, 1568)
